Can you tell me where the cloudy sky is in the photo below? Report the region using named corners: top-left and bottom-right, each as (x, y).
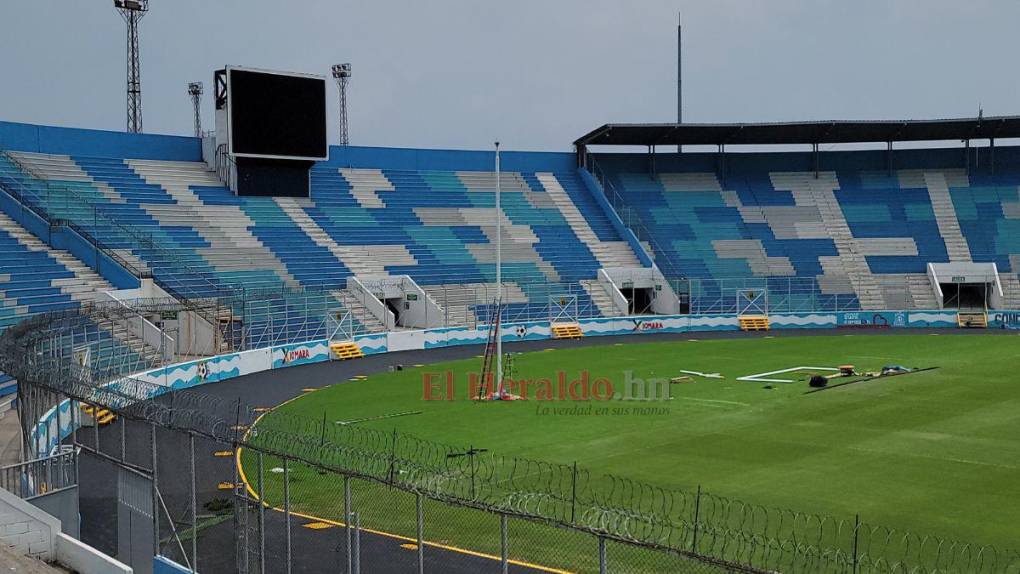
top-left (1, 1), bottom-right (1018, 151)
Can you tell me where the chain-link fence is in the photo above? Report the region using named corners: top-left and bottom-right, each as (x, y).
top-left (2, 300), bottom-right (1019, 573)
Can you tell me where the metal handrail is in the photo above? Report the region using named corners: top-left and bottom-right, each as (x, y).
top-left (586, 155), bottom-right (688, 280)
top-left (0, 450), bottom-right (76, 500)
top-left (215, 144), bottom-right (235, 190)
top-left (2, 152), bottom-right (226, 302)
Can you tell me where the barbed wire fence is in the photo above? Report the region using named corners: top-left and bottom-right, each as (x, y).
top-left (2, 301), bottom-right (1019, 573)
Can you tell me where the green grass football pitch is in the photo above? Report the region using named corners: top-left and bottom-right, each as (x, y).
top-left (242, 334), bottom-right (1020, 570)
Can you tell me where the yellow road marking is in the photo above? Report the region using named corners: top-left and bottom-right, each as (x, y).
top-left (400, 543), bottom-right (418, 550)
top-left (301, 388), bottom-right (318, 393)
top-left (214, 451), bottom-right (234, 457)
top-left (254, 407), bottom-right (271, 413)
top-left (217, 482), bottom-right (235, 490)
top-left (304, 522), bottom-right (333, 530)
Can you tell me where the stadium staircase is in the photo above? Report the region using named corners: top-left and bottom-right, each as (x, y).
top-left (957, 311), bottom-right (988, 328)
top-left (550, 322), bottom-right (583, 339)
top-left (923, 171), bottom-right (973, 262)
top-left (738, 315), bottom-right (770, 331)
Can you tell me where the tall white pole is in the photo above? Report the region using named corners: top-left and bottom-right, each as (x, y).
top-left (495, 141), bottom-right (503, 395)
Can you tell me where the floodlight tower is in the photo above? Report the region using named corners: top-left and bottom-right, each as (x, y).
top-left (331, 63), bottom-right (352, 145)
top-left (114, 0), bottom-right (149, 133)
top-left (187, 82), bottom-right (203, 137)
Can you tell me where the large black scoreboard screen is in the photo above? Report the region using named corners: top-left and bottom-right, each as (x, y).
top-left (228, 67), bottom-right (327, 160)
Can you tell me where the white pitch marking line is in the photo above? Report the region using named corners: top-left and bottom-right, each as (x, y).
top-left (677, 370), bottom-right (724, 379)
top-left (737, 366), bottom-right (839, 383)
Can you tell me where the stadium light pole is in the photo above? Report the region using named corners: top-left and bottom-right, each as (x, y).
top-left (677, 10), bottom-right (682, 153)
top-left (188, 82), bottom-right (203, 137)
top-left (677, 10), bottom-right (682, 125)
top-left (331, 64), bottom-right (352, 145)
top-left (494, 142), bottom-right (503, 396)
top-left (114, 0), bottom-right (149, 134)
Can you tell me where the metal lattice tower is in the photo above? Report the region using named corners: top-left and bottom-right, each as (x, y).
top-left (188, 82), bottom-right (203, 137)
top-left (332, 63), bottom-right (352, 145)
top-left (115, 0), bottom-right (149, 134)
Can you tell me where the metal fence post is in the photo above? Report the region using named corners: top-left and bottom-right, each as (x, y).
top-left (284, 457), bottom-right (292, 574)
top-left (598, 535), bottom-right (607, 574)
top-left (151, 422), bottom-right (159, 557)
top-left (416, 492), bottom-right (424, 574)
top-left (71, 403), bottom-right (79, 485)
top-left (93, 402), bottom-right (100, 453)
top-left (691, 484), bottom-right (702, 552)
top-left (852, 513), bottom-right (861, 574)
top-left (345, 476), bottom-right (352, 574)
top-left (258, 452), bottom-right (265, 574)
top-left (353, 511), bottom-right (361, 574)
top-left (190, 432), bottom-right (197, 573)
top-left (570, 461), bottom-right (578, 523)
top-left (500, 513), bottom-right (509, 574)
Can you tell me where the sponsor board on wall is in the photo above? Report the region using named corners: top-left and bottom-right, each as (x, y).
top-left (989, 311), bottom-right (1020, 329)
top-left (271, 340), bottom-right (330, 368)
top-left (837, 311), bottom-right (907, 328)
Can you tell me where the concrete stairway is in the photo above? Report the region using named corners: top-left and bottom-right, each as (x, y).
top-left (922, 171), bottom-right (972, 262)
top-left (274, 197), bottom-right (416, 278)
top-left (129, 160), bottom-right (301, 289)
top-left (5, 153), bottom-right (150, 273)
top-left (905, 274), bottom-right (938, 309)
top-left (333, 289), bottom-right (387, 333)
top-left (998, 273), bottom-right (1020, 308)
top-left (537, 173), bottom-right (642, 269)
top-left (423, 284), bottom-right (482, 327)
top-left (775, 172), bottom-right (885, 309)
top-left (582, 282), bottom-right (621, 317)
top-left (0, 211), bottom-right (109, 304)
top-left (339, 168), bottom-right (392, 208)
top-left (0, 211), bottom-right (160, 365)
top-left (7, 151), bottom-right (124, 204)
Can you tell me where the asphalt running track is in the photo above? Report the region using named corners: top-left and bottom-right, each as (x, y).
top-left (71, 327), bottom-right (1010, 573)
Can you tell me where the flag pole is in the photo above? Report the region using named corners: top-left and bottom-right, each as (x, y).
top-left (495, 141), bottom-right (503, 396)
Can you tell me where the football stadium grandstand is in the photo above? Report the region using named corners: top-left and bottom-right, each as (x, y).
top-left (2, 116), bottom-right (1020, 573)
top-left (0, 13), bottom-right (1019, 574)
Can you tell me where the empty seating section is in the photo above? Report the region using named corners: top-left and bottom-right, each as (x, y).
top-left (605, 163), bottom-right (1020, 311)
top-left (607, 171), bottom-right (847, 310)
top-left (0, 220), bottom-right (79, 327)
top-left (836, 171), bottom-right (949, 274)
top-left (950, 172), bottom-right (1020, 271)
top-left (5, 136), bottom-right (1020, 334)
top-left (306, 163), bottom-right (620, 318)
top-left (1, 150), bottom-right (638, 330)
top-left (0, 206), bottom-right (159, 384)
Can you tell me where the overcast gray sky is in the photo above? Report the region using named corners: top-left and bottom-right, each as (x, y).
top-left (2, 1), bottom-right (1019, 151)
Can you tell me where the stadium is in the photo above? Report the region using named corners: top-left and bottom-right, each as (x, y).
top-left (1, 3), bottom-right (1020, 574)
